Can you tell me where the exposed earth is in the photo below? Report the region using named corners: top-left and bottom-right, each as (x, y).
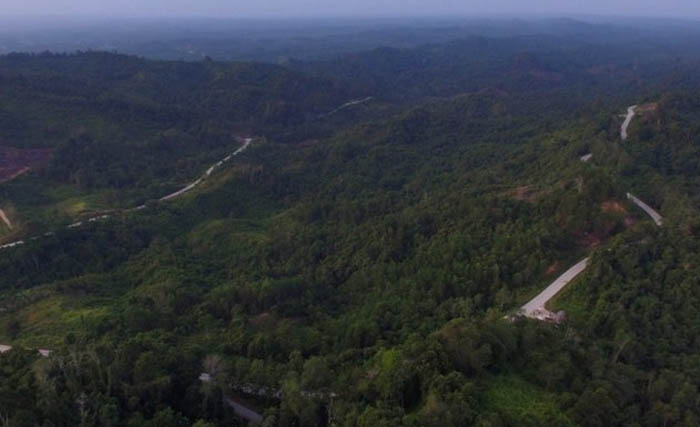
top-left (0, 145), bottom-right (52, 182)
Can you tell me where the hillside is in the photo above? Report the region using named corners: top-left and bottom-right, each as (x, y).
top-left (0, 52), bottom-right (358, 239)
top-left (0, 33), bottom-right (700, 426)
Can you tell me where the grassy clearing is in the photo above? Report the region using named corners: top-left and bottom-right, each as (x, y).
top-left (482, 375), bottom-right (573, 426)
top-left (0, 296), bottom-right (111, 348)
top-left (546, 274), bottom-right (590, 324)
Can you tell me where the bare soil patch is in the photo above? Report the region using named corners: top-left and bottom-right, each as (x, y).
top-left (601, 200), bottom-right (628, 214)
top-left (545, 261), bottom-right (562, 276)
top-left (636, 103), bottom-right (659, 113)
top-left (576, 232), bottom-right (602, 248)
top-left (513, 185), bottom-right (535, 202)
top-left (0, 145), bottom-right (52, 183)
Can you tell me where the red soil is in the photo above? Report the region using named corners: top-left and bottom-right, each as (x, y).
top-left (601, 200), bottom-right (628, 214)
top-left (0, 146), bottom-right (52, 182)
top-left (545, 261), bottom-right (562, 276)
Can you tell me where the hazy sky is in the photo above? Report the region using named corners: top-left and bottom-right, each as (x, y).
top-left (2, 0), bottom-right (700, 18)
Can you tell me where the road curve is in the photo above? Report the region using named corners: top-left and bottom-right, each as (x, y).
top-left (521, 258), bottom-right (589, 316)
top-left (520, 104), bottom-right (664, 321)
top-left (627, 193), bottom-right (663, 226)
top-left (0, 138), bottom-right (252, 252)
top-left (160, 137), bottom-right (251, 201)
top-left (621, 105), bottom-right (637, 141)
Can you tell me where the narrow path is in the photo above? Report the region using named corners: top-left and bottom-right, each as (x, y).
top-left (0, 209), bottom-right (12, 230)
top-left (621, 105), bottom-right (637, 141)
top-left (627, 193), bottom-right (663, 226)
top-left (521, 258), bottom-right (589, 318)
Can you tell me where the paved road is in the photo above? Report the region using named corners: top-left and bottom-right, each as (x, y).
top-left (0, 240), bottom-right (24, 250)
top-left (160, 137), bottom-right (251, 201)
top-left (627, 193), bottom-right (663, 226)
top-left (319, 97), bottom-right (373, 118)
top-left (0, 138), bottom-right (252, 251)
top-left (520, 103), bottom-right (663, 321)
top-left (621, 105), bottom-right (637, 141)
top-left (521, 258), bottom-right (590, 316)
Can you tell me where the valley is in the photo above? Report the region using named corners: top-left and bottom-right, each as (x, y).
top-left (1, 20), bottom-right (700, 426)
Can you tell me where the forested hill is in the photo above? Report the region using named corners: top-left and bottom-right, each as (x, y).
top-left (3, 72), bottom-right (699, 425)
top-left (0, 51), bottom-right (353, 142)
top-left (0, 52), bottom-right (362, 234)
top-left (289, 34), bottom-right (675, 102)
top-left (1, 35), bottom-right (700, 426)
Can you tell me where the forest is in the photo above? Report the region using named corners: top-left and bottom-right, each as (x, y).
top-left (1, 21), bottom-right (700, 427)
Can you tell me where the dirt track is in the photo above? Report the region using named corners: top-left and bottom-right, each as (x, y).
top-left (0, 209), bottom-right (12, 229)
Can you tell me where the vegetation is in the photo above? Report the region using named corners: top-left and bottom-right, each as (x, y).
top-left (1, 25), bottom-right (700, 426)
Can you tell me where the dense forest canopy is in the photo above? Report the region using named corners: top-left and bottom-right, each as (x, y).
top-left (0, 19), bottom-right (700, 426)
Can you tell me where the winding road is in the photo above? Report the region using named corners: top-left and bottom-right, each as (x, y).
top-left (627, 193), bottom-right (663, 226)
top-left (0, 138), bottom-right (252, 252)
top-left (160, 138), bottom-right (251, 201)
top-left (621, 105), bottom-right (637, 141)
top-left (521, 104), bottom-right (664, 320)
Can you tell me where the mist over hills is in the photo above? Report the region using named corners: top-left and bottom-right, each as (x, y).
top-left (3, 16), bottom-right (700, 61)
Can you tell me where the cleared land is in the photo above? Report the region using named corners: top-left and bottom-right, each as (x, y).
top-left (0, 145), bottom-right (52, 182)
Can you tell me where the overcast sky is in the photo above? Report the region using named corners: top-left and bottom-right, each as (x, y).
top-left (2, 0), bottom-right (700, 19)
